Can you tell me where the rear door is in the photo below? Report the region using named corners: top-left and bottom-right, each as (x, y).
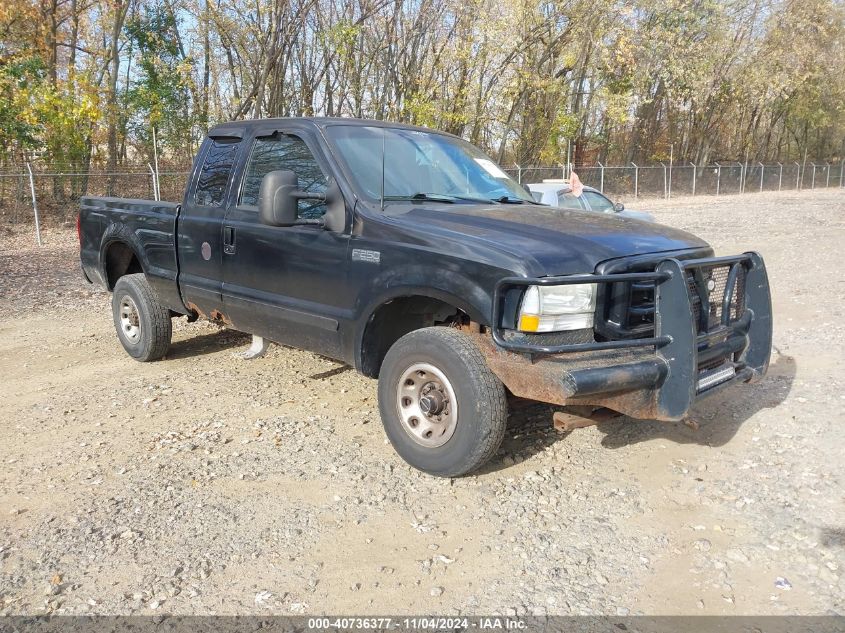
top-left (176, 133), bottom-right (243, 318)
top-left (220, 124), bottom-right (352, 360)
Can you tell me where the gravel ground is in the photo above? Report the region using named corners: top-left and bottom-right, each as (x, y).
top-left (0, 190), bottom-right (843, 616)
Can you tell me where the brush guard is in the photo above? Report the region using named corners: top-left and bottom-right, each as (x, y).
top-left (489, 252), bottom-right (772, 421)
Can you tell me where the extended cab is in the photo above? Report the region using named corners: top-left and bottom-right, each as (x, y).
top-left (79, 118), bottom-right (773, 477)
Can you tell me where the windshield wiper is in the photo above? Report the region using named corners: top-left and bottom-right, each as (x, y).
top-left (383, 193), bottom-right (455, 203)
top-left (384, 192), bottom-right (498, 204)
top-left (384, 192), bottom-right (514, 204)
top-left (494, 195), bottom-right (529, 204)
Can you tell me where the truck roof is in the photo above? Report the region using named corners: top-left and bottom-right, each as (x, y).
top-left (208, 117), bottom-right (459, 141)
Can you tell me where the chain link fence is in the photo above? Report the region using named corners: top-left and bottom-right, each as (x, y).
top-left (1, 160), bottom-right (843, 231)
top-left (0, 165), bottom-right (192, 227)
top-left (505, 161), bottom-right (844, 200)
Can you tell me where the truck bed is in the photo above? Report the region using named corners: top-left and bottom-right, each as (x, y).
top-left (79, 196), bottom-right (185, 314)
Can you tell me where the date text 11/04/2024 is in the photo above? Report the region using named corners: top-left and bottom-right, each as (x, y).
top-left (306, 617), bottom-right (527, 629)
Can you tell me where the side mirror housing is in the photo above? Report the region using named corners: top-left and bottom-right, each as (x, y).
top-left (614, 202), bottom-right (625, 213)
top-left (259, 170), bottom-right (299, 227)
top-left (258, 170), bottom-right (336, 229)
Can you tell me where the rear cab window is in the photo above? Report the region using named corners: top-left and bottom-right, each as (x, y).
top-left (194, 139), bottom-right (239, 207)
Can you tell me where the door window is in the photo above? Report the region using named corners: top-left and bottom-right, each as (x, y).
top-left (194, 139), bottom-right (239, 207)
top-left (581, 191), bottom-right (615, 213)
top-left (557, 192), bottom-right (587, 210)
top-left (240, 134), bottom-right (328, 219)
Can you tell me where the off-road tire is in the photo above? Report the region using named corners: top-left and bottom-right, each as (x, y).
top-left (112, 273), bottom-right (172, 362)
top-left (378, 327), bottom-right (508, 477)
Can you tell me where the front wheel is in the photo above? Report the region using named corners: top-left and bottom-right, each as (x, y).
top-left (377, 327), bottom-right (507, 477)
top-left (112, 273), bottom-right (172, 362)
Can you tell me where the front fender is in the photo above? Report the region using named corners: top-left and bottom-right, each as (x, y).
top-left (359, 281), bottom-right (491, 325)
top-left (350, 268), bottom-right (497, 372)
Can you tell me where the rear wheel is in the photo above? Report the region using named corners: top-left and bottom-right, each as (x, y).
top-left (377, 327), bottom-right (507, 477)
top-left (112, 273), bottom-right (172, 362)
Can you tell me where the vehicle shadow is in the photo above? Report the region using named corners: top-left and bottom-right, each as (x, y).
top-left (310, 364), bottom-right (352, 380)
top-left (481, 348), bottom-right (796, 474)
top-left (165, 328), bottom-right (251, 359)
top-left (597, 348), bottom-right (796, 449)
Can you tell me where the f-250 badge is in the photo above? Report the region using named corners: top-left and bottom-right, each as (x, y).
top-left (352, 248), bottom-right (381, 264)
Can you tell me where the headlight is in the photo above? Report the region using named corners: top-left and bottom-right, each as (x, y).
top-left (517, 283), bottom-right (597, 332)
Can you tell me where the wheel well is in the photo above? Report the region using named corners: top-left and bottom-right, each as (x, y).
top-left (359, 296), bottom-right (469, 378)
top-left (105, 242), bottom-right (143, 289)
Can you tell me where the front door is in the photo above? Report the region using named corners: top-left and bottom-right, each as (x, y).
top-left (221, 126), bottom-right (351, 360)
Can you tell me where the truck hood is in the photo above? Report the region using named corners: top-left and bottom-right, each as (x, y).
top-left (385, 204), bottom-right (709, 275)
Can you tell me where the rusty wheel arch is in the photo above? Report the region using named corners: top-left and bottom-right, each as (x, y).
top-left (358, 295), bottom-right (472, 378)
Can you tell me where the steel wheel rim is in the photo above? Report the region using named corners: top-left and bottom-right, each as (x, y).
top-left (119, 295), bottom-right (141, 344)
top-left (395, 362), bottom-right (458, 448)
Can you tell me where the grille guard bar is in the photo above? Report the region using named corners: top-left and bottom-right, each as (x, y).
top-left (491, 251), bottom-right (773, 420)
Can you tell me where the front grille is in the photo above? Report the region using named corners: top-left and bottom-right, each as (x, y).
top-left (698, 354), bottom-right (729, 371)
top-left (686, 264), bottom-right (746, 332)
top-left (598, 260), bottom-right (747, 339)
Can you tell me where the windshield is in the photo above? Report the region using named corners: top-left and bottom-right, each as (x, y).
top-left (324, 125), bottom-right (534, 204)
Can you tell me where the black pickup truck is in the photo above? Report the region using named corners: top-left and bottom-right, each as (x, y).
top-left (79, 118), bottom-right (772, 476)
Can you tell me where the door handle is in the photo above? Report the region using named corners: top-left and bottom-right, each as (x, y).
top-left (223, 226), bottom-right (236, 255)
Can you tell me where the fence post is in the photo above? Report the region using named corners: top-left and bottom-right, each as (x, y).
top-left (668, 145), bottom-right (673, 199)
top-left (515, 164), bottom-right (522, 184)
top-left (598, 161), bottom-right (605, 193)
top-left (564, 139), bottom-right (572, 178)
top-left (737, 162), bottom-right (744, 194)
top-left (152, 125), bottom-right (161, 200)
top-left (716, 163), bottom-right (721, 196)
top-left (840, 161), bottom-right (844, 188)
top-left (661, 163), bottom-right (667, 199)
top-left (147, 163), bottom-right (160, 201)
top-left (778, 163), bottom-right (783, 191)
top-left (795, 162), bottom-right (801, 190)
top-left (690, 163), bottom-right (696, 196)
top-left (825, 163), bottom-right (830, 188)
top-left (25, 162), bottom-right (42, 246)
top-left (759, 162), bottom-right (764, 192)
top-left (742, 149), bottom-right (748, 195)
top-left (811, 163), bottom-right (816, 189)
top-left (632, 162), bottom-right (638, 199)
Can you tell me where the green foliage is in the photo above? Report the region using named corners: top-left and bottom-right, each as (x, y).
top-left (0, 57), bottom-right (45, 162)
top-left (0, 56), bottom-right (98, 168)
top-left (319, 21), bottom-right (362, 62)
top-left (539, 111), bottom-right (578, 164)
top-left (34, 83), bottom-right (100, 168)
top-left (124, 1), bottom-right (195, 160)
top-left (0, 0), bottom-right (842, 168)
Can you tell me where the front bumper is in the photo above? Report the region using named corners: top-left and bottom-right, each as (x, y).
top-left (480, 252), bottom-right (772, 421)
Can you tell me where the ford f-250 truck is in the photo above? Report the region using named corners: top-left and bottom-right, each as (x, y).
top-left (79, 118), bottom-right (772, 477)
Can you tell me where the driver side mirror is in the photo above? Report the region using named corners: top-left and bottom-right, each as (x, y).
top-left (614, 202), bottom-right (625, 213)
top-left (259, 170), bottom-right (327, 227)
